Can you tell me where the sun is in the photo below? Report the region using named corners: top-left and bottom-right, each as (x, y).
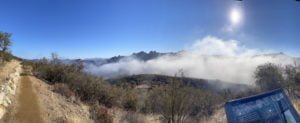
top-left (230, 8), bottom-right (242, 25)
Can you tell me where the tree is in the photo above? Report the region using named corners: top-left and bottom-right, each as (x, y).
top-left (295, 72), bottom-right (300, 84)
top-left (284, 64), bottom-right (300, 98)
top-left (148, 71), bottom-right (195, 123)
top-left (0, 32), bottom-right (12, 63)
top-left (50, 53), bottom-right (60, 64)
top-left (255, 63), bottom-right (283, 91)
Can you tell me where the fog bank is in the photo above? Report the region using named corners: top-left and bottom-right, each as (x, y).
top-left (85, 36), bottom-right (297, 84)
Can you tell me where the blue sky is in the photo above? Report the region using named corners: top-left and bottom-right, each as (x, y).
top-left (0, 0), bottom-right (299, 59)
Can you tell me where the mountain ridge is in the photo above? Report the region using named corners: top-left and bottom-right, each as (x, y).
top-left (62, 51), bottom-right (298, 65)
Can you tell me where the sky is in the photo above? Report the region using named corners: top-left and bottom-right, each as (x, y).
top-left (0, 0), bottom-right (299, 59)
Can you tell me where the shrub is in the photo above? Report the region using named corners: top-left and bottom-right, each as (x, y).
top-left (122, 90), bottom-right (138, 111)
top-left (255, 63), bottom-right (283, 91)
top-left (53, 83), bottom-right (75, 100)
top-left (120, 111), bottom-right (145, 123)
top-left (90, 105), bottom-right (113, 123)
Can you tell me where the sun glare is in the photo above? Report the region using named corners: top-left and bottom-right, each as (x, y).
top-left (230, 8), bottom-right (242, 25)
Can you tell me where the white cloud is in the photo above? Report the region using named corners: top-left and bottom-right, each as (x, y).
top-left (85, 36), bottom-right (298, 85)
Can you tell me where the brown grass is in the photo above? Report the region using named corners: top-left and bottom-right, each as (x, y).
top-left (30, 76), bottom-right (92, 123)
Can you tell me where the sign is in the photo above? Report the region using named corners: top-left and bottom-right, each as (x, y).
top-left (225, 89), bottom-right (300, 123)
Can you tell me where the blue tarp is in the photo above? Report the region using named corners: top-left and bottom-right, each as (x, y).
top-left (225, 89), bottom-right (300, 123)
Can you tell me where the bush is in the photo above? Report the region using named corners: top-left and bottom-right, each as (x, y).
top-left (2, 52), bottom-right (13, 62)
top-left (122, 90), bottom-right (138, 111)
top-left (120, 111), bottom-right (145, 123)
top-left (53, 83), bottom-right (75, 100)
top-left (90, 105), bottom-right (113, 123)
top-left (255, 63), bottom-right (283, 91)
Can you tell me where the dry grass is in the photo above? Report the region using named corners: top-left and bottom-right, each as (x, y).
top-left (292, 99), bottom-right (300, 113)
top-left (201, 108), bottom-right (227, 123)
top-left (111, 108), bottom-right (161, 123)
top-left (65, 114), bottom-right (90, 123)
top-left (29, 76), bottom-right (93, 123)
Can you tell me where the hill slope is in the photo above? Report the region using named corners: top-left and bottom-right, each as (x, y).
top-left (108, 74), bottom-right (250, 93)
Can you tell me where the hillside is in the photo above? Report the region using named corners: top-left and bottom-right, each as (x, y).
top-left (108, 74), bottom-right (250, 93)
top-left (1, 55), bottom-right (300, 123)
top-left (23, 50), bottom-right (300, 123)
top-left (0, 61), bottom-right (92, 123)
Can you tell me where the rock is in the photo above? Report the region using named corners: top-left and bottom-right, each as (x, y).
top-left (0, 86), bottom-right (4, 91)
top-left (0, 106), bottom-right (6, 119)
top-left (3, 97), bottom-right (11, 107)
top-left (6, 85), bottom-right (14, 95)
top-left (0, 92), bottom-right (5, 105)
top-left (0, 62), bottom-right (22, 120)
top-left (3, 99), bottom-right (9, 107)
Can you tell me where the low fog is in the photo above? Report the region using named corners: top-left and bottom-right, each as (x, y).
top-left (85, 36), bottom-right (298, 85)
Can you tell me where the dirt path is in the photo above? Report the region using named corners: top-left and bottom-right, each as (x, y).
top-left (13, 76), bottom-right (43, 123)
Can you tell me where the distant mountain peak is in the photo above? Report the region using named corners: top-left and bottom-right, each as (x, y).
top-left (131, 51), bottom-right (163, 61)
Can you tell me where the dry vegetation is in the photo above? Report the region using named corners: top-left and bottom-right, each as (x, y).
top-left (23, 54), bottom-right (233, 123)
top-left (30, 76), bottom-right (92, 123)
top-left (21, 53), bottom-right (300, 123)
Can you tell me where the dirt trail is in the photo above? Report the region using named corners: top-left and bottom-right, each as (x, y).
top-left (1, 63), bottom-right (91, 123)
top-left (13, 76), bottom-right (43, 123)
